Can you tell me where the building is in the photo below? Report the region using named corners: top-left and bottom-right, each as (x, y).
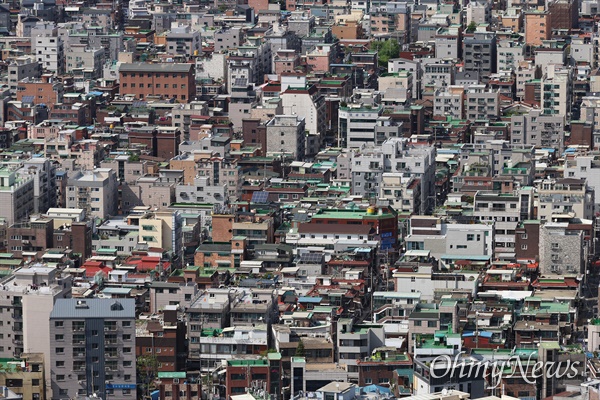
top-left (510, 109), bottom-right (565, 151)
top-left (49, 299), bottom-right (136, 400)
top-left (524, 11), bottom-right (551, 47)
top-left (7, 57), bottom-right (41, 94)
top-left (119, 63), bottom-right (196, 101)
top-left (537, 178), bottom-right (595, 221)
top-left (338, 105), bottom-right (384, 148)
top-left (465, 85), bottom-right (500, 121)
top-left (65, 168), bottom-right (118, 219)
top-left (538, 222), bottom-right (584, 275)
top-left (542, 67), bottom-right (571, 117)
top-left (265, 115), bottom-right (306, 159)
top-left (34, 36), bottom-right (65, 75)
top-left (0, 167), bottom-right (34, 226)
top-left (0, 266), bottom-right (72, 399)
top-left (462, 32), bottom-right (497, 82)
top-left (135, 307), bottom-right (186, 372)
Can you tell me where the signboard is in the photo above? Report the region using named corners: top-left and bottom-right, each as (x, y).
top-left (106, 384), bottom-right (137, 390)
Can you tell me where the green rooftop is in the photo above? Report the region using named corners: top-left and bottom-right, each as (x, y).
top-left (227, 359), bottom-right (269, 366)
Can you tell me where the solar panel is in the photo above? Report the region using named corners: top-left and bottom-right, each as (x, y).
top-left (251, 191), bottom-right (269, 204)
top-left (234, 78), bottom-right (247, 87)
top-left (300, 253), bottom-right (323, 264)
top-left (21, 95), bottom-right (34, 103)
top-left (132, 100), bottom-right (147, 108)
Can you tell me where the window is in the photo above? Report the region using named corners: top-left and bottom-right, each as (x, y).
top-left (521, 244), bottom-right (527, 250)
top-left (467, 234), bottom-right (474, 241)
top-left (55, 334), bottom-right (64, 341)
top-left (427, 321), bottom-right (437, 328)
top-left (57, 375), bottom-right (65, 381)
top-left (55, 348), bottom-right (64, 354)
top-left (56, 361), bottom-right (65, 367)
top-left (55, 321), bottom-right (63, 328)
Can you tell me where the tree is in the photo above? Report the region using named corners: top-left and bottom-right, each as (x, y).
top-left (295, 339), bottom-right (305, 357)
top-left (371, 39), bottom-right (400, 67)
top-left (466, 21), bottom-right (477, 33)
top-left (137, 354), bottom-right (159, 398)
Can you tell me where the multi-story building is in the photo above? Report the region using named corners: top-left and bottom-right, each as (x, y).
top-left (7, 56), bottom-right (41, 94)
top-left (434, 86), bottom-right (464, 119)
top-left (281, 82), bottom-right (326, 150)
top-left (497, 40), bottom-right (525, 72)
top-left (265, 115), bottom-right (306, 159)
top-left (537, 178), bottom-right (595, 221)
top-left (0, 166), bottom-right (34, 226)
top-left (336, 319), bottom-right (384, 382)
top-left (351, 138), bottom-right (436, 214)
top-left (15, 158), bottom-right (56, 214)
top-left (163, 25), bottom-right (201, 57)
top-left (434, 26), bottom-right (461, 59)
top-left (524, 11), bottom-right (551, 47)
top-left (462, 32), bottom-right (496, 82)
top-left (538, 222), bottom-right (584, 275)
top-left (541, 66), bottom-right (571, 117)
top-left (0, 266), bottom-right (72, 398)
top-left (564, 153), bottom-right (600, 209)
top-left (65, 168), bottom-right (118, 219)
top-left (49, 299), bottom-right (136, 400)
top-left (510, 109), bottom-right (565, 151)
top-left (135, 307), bottom-right (186, 372)
top-left (119, 63), bottom-right (196, 101)
top-left (338, 105), bottom-right (384, 148)
top-left (465, 85), bottom-right (500, 121)
top-left (34, 36), bottom-right (65, 75)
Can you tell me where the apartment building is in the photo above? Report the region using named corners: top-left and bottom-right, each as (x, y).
top-left (538, 222), bottom-right (584, 275)
top-left (497, 40), bottom-right (525, 72)
top-left (163, 25), bottom-right (201, 57)
top-left (564, 154), bottom-right (600, 209)
top-left (0, 167), bottom-right (34, 226)
top-left (266, 115), bottom-right (306, 160)
top-left (510, 109), bottom-right (565, 151)
top-left (49, 299), bottom-right (136, 400)
top-left (433, 85), bottom-right (464, 119)
top-left (463, 32), bottom-right (497, 82)
top-left (119, 63), bottom-right (196, 101)
top-left (336, 318), bottom-right (384, 382)
top-left (465, 85), bottom-right (500, 121)
top-left (16, 157), bottom-right (57, 214)
top-left (66, 168), bottom-right (118, 219)
top-left (351, 138), bottom-right (436, 214)
top-left (537, 178), bottom-right (595, 221)
top-left (542, 67), bottom-right (571, 117)
top-left (0, 266), bottom-right (72, 399)
top-left (524, 11), bottom-right (551, 47)
top-left (135, 307), bottom-right (186, 372)
top-left (34, 36), bottom-right (65, 75)
top-left (7, 56), bottom-right (41, 94)
top-left (338, 105), bottom-right (384, 148)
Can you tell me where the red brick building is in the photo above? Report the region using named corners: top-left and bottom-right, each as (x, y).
top-left (119, 63), bottom-right (196, 102)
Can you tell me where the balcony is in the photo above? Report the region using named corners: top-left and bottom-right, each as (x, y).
top-left (106, 352), bottom-right (120, 359)
top-left (11, 313), bottom-right (22, 320)
top-left (105, 339), bottom-right (118, 345)
top-left (104, 326), bottom-right (118, 332)
top-left (73, 352), bottom-right (86, 359)
top-left (12, 339), bottom-right (23, 346)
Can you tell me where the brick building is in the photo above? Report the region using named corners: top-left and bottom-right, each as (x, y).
top-left (119, 63), bottom-right (196, 102)
top-left (135, 307), bottom-right (186, 372)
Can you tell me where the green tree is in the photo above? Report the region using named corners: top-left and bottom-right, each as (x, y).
top-left (137, 354), bottom-right (159, 398)
top-left (371, 39), bottom-right (400, 68)
top-left (295, 339), bottom-right (305, 357)
top-left (466, 21), bottom-right (477, 33)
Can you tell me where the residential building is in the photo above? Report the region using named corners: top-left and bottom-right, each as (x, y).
top-left (49, 299), bottom-right (136, 400)
top-left (538, 222), bottom-right (584, 275)
top-left (510, 109), bottom-right (565, 151)
top-left (265, 115), bottom-right (306, 159)
top-left (542, 66), bottom-right (571, 117)
top-left (463, 32), bottom-right (497, 82)
top-left (434, 86), bottom-right (464, 119)
top-left (537, 178), bottom-right (595, 221)
top-left (0, 167), bottom-right (34, 226)
top-left (65, 168), bottom-right (118, 219)
top-left (34, 36), bottom-right (65, 75)
top-left (524, 11), bottom-right (551, 47)
top-left (119, 63), bottom-right (196, 101)
top-left (465, 85), bottom-right (500, 121)
top-left (8, 57), bottom-right (41, 94)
